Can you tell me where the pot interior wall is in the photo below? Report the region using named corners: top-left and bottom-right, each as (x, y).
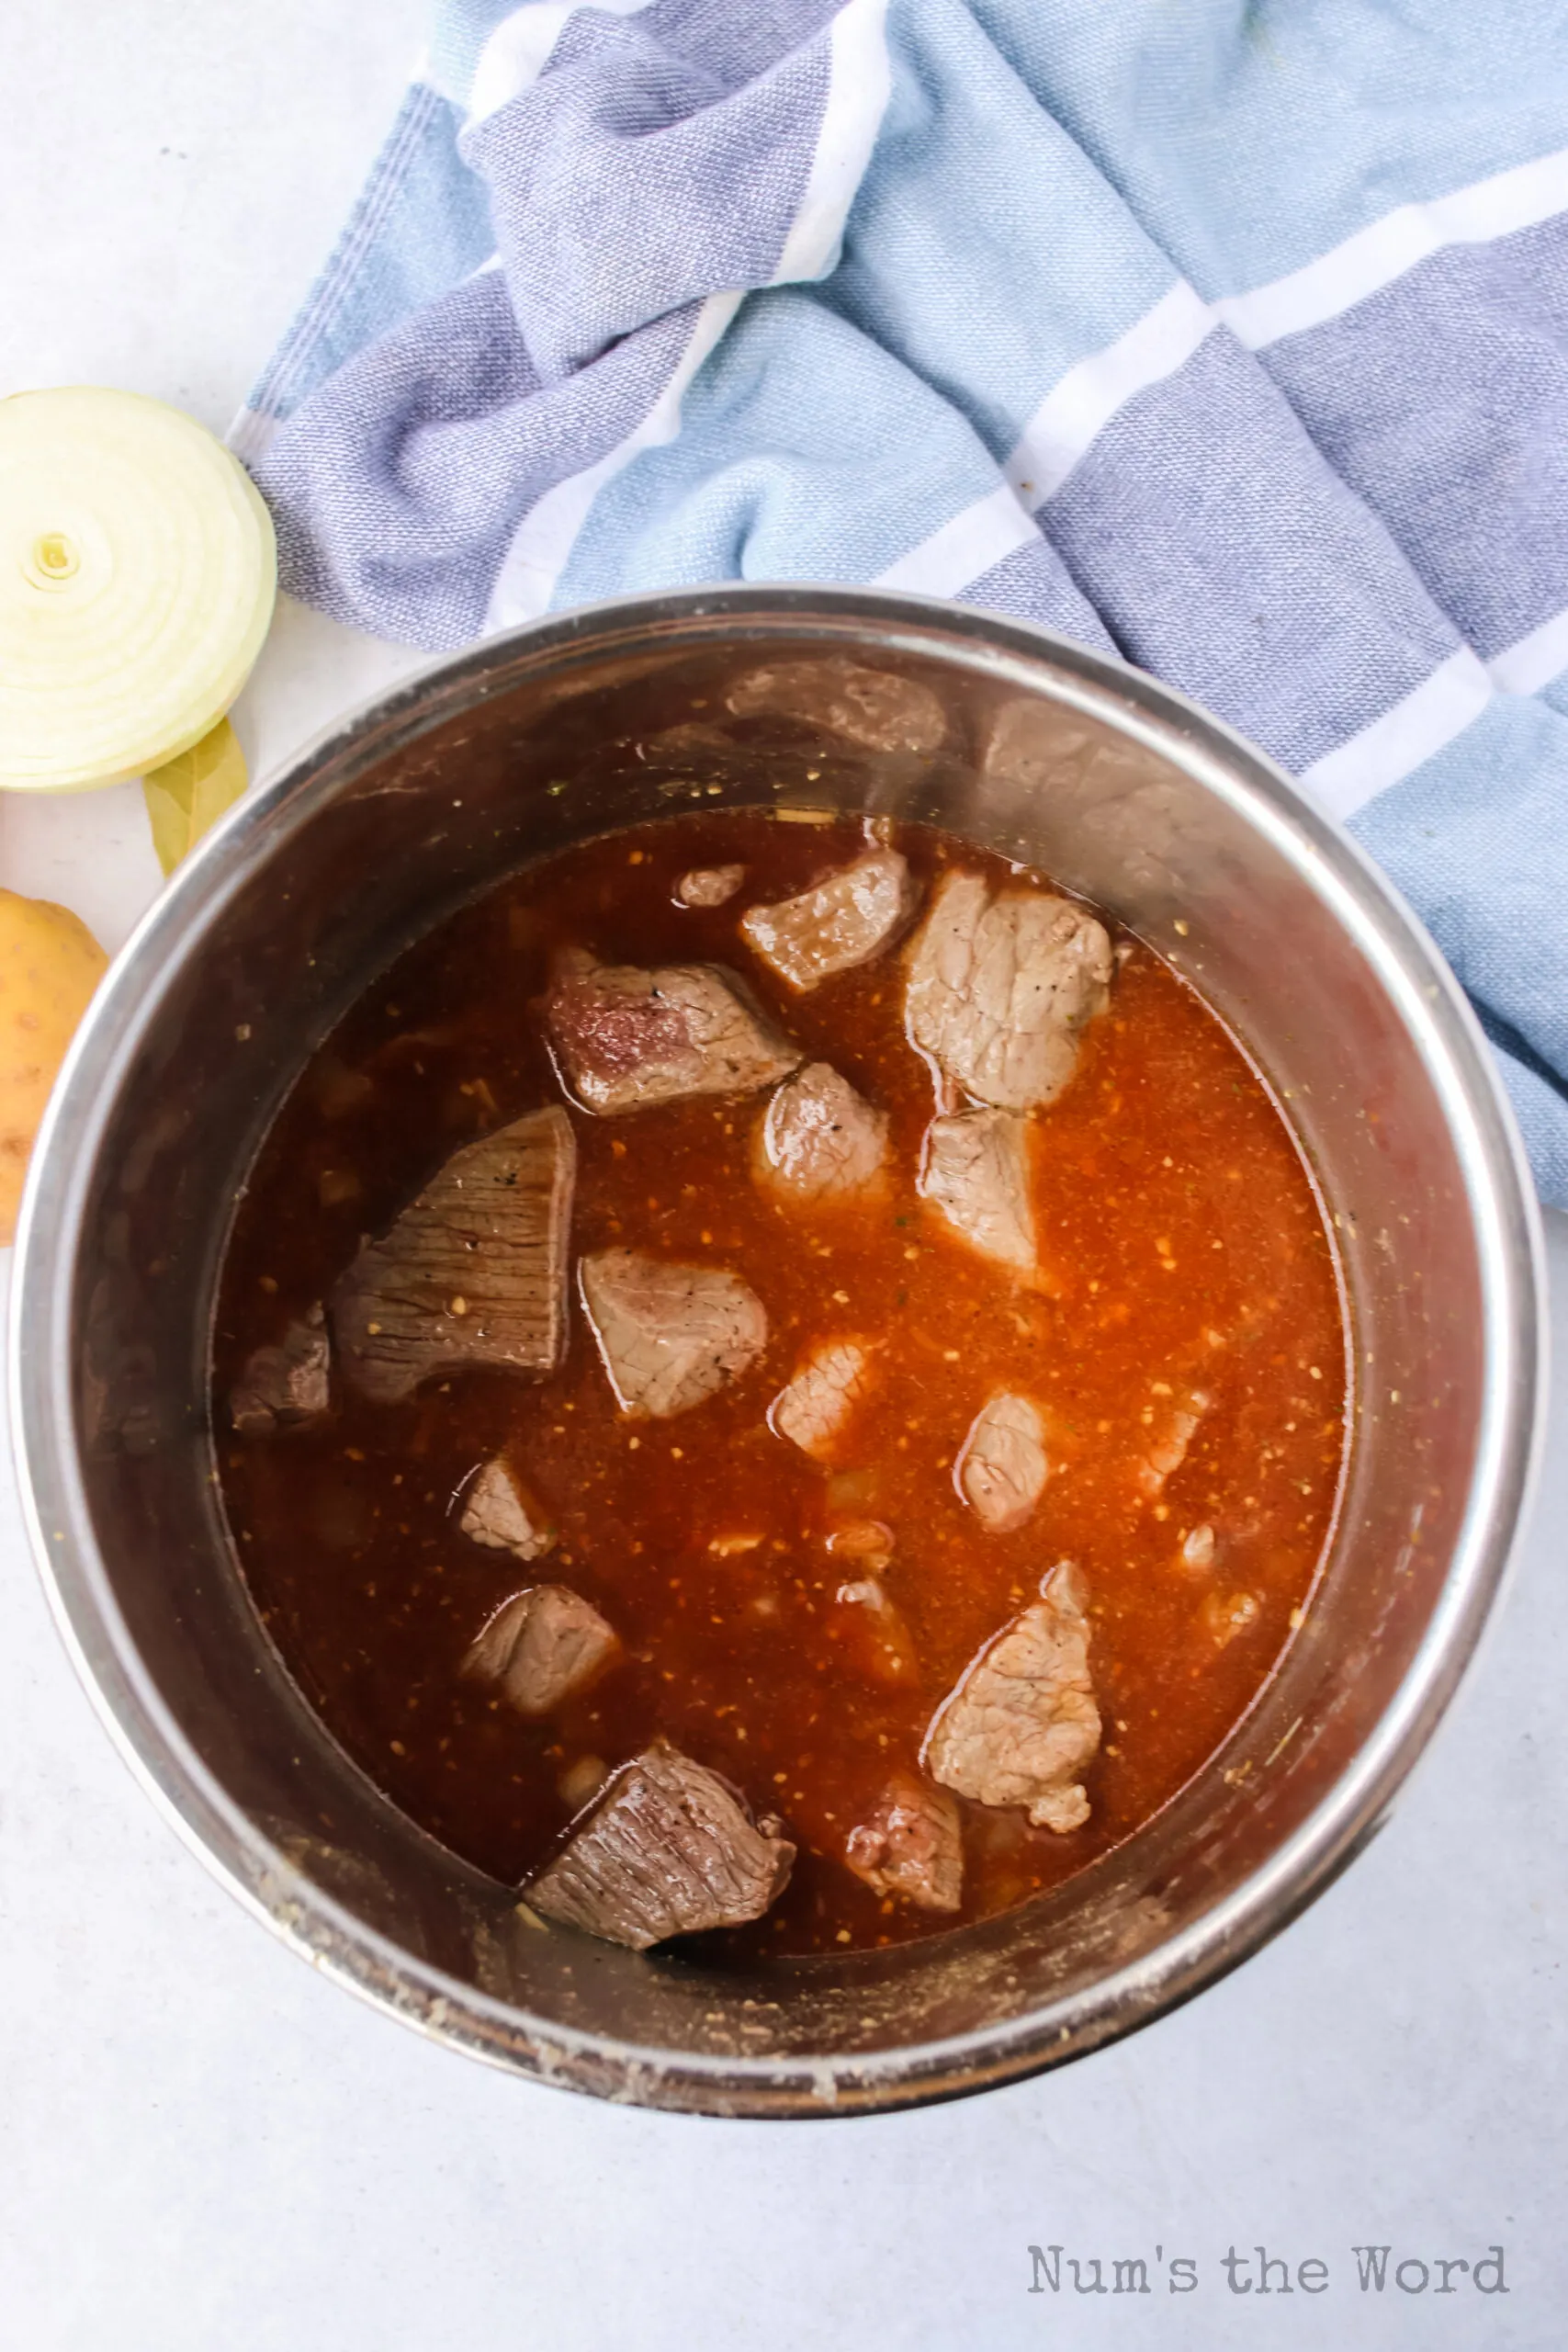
top-left (60, 610), bottom-right (1495, 2107)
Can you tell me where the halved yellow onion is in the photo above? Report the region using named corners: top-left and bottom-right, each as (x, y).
top-left (0, 387), bottom-right (276, 792)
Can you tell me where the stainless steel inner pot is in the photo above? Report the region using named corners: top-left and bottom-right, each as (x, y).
top-left (11, 587), bottom-right (1544, 2118)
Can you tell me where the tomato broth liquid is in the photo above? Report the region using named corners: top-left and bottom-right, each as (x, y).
top-left (215, 813), bottom-right (1348, 1961)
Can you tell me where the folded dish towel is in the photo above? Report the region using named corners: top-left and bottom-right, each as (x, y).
top-left (233, 0), bottom-right (1568, 1206)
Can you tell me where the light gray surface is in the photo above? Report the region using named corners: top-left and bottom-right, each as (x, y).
top-left (1, 7), bottom-right (1563, 2346)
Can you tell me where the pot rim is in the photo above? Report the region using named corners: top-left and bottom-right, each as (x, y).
top-left (9, 583), bottom-right (1548, 2117)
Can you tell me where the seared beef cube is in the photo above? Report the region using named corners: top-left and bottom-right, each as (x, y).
top-left (753, 1062), bottom-right (889, 1204)
top-left (740, 849), bottom-right (919, 992)
top-left (1179, 1521), bottom-right (1217, 1572)
top-left (640, 719), bottom-right (733, 763)
top-left (675, 865), bottom-right (746, 908)
top-left (526, 1741), bottom-right (796, 1949)
top-left (906, 872), bottom-right (1111, 1112)
top-left (771, 1338), bottom-right (873, 1459)
top-left (544, 950), bottom-right (799, 1115)
top-left (1137, 1387), bottom-right (1211, 1495)
top-left (919, 1107), bottom-right (1037, 1272)
top-left (463, 1585), bottom-right (620, 1717)
top-left (1200, 1588), bottom-right (1261, 1646)
top-left (924, 1564), bottom-right (1101, 1832)
top-left (825, 1518), bottom-right (896, 1563)
top-left (830, 1575), bottom-right (919, 1687)
top-left (581, 1249), bottom-right (767, 1418)
top-left (726, 658), bottom-right (947, 753)
top-left (957, 1392), bottom-right (1049, 1532)
top-left (459, 1458), bottom-right (556, 1562)
top-left (230, 1306), bottom-right (330, 1432)
top-left (845, 1772), bottom-right (963, 1912)
top-left (332, 1105), bottom-right (574, 1405)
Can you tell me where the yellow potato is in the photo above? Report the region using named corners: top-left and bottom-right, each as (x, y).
top-left (0, 889), bottom-right (107, 1243)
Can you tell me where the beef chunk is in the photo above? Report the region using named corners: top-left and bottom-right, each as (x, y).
top-left (957, 1392), bottom-right (1049, 1532)
top-left (463, 1585), bottom-right (620, 1717)
top-left (826, 1518), bottom-right (896, 1564)
top-left (332, 1105), bottom-right (574, 1405)
top-left (771, 1338), bottom-right (873, 1459)
top-left (526, 1741), bottom-right (796, 1949)
top-left (640, 719), bottom-right (733, 763)
top-left (230, 1306), bottom-right (330, 1432)
top-left (905, 872), bottom-right (1112, 1111)
top-left (1179, 1521), bottom-right (1216, 1572)
top-left (726, 657), bottom-right (947, 753)
top-left (675, 865), bottom-right (746, 908)
top-left (1200, 1588), bottom-right (1261, 1645)
top-left (925, 1564), bottom-right (1100, 1831)
top-left (459, 1458), bottom-right (556, 1562)
top-left (919, 1107), bottom-right (1037, 1272)
top-left (830, 1575), bottom-right (919, 1687)
top-left (753, 1061), bottom-right (889, 1204)
top-left (740, 849), bottom-right (919, 992)
top-left (544, 950), bottom-right (799, 1115)
top-left (1137, 1386), bottom-right (1211, 1495)
top-left (845, 1771), bottom-right (963, 1912)
top-left (581, 1249), bottom-right (767, 1418)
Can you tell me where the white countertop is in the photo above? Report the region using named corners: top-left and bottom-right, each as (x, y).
top-left (3, 9), bottom-right (1564, 2346)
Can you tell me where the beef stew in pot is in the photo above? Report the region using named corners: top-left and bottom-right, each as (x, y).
top-left (214, 810), bottom-right (1346, 1961)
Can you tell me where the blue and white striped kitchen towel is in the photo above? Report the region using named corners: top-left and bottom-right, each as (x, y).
top-left (233, 0), bottom-right (1568, 1206)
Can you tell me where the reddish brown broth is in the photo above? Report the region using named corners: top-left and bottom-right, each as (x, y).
top-left (214, 812), bottom-right (1348, 1959)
